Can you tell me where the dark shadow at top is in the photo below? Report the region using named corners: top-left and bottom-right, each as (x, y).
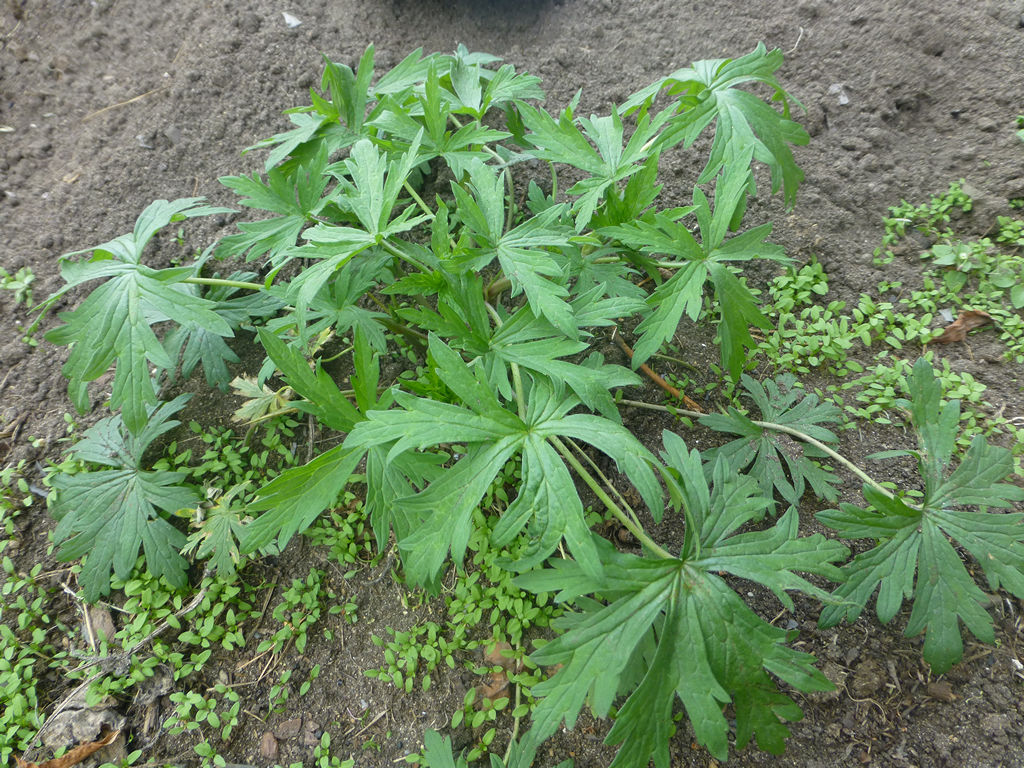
top-left (389, 0), bottom-right (562, 29)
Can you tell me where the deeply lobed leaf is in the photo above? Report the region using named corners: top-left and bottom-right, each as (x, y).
top-left (818, 359), bottom-right (1024, 673)
top-left (701, 373), bottom-right (841, 507)
top-left (518, 437), bottom-right (846, 765)
top-left (49, 396), bottom-right (197, 600)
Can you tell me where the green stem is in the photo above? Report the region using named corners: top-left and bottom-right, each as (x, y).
top-left (503, 164), bottom-right (516, 236)
top-left (565, 436), bottom-right (643, 529)
top-left (549, 435), bottom-right (672, 559)
top-left (485, 302), bottom-right (527, 419)
top-left (510, 364), bottom-right (527, 420)
top-left (402, 180), bottom-right (434, 221)
top-left (590, 256), bottom-right (693, 269)
top-left (617, 397), bottom-right (899, 503)
top-left (183, 276), bottom-right (263, 292)
top-left (381, 239), bottom-right (430, 273)
top-left (750, 419), bottom-right (897, 502)
top-left (503, 671), bottom-right (523, 763)
top-left (487, 276), bottom-right (512, 299)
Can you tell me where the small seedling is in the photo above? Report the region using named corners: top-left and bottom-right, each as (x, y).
top-left (0, 266), bottom-right (35, 307)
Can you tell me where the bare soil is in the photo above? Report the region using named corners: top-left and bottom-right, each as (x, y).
top-left (3, 1), bottom-right (1024, 767)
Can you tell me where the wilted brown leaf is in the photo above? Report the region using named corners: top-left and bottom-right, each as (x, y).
top-left (932, 309), bottom-right (993, 343)
top-left (15, 729), bottom-right (120, 768)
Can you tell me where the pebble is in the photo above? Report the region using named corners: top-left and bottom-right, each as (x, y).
top-left (259, 731), bottom-right (278, 760)
top-left (274, 717), bottom-right (302, 740)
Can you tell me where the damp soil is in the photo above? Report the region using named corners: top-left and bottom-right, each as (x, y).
top-left (3, 1), bottom-right (1024, 767)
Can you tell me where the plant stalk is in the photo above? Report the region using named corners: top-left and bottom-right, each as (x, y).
top-left (503, 674), bottom-right (523, 764)
top-left (617, 397), bottom-right (900, 503)
top-left (564, 436), bottom-right (643, 530)
top-left (549, 435), bottom-right (672, 559)
top-left (183, 276), bottom-right (264, 292)
top-left (485, 302), bottom-right (528, 419)
top-left (402, 180), bottom-right (434, 221)
top-left (381, 239), bottom-right (430, 273)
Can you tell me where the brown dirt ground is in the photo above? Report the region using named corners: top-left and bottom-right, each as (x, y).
top-left (3, 1), bottom-right (1024, 767)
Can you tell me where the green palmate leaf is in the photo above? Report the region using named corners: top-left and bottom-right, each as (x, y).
top-left (589, 151), bottom-right (664, 229)
top-left (624, 43), bottom-right (808, 208)
top-left (447, 44), bottom-right (545, 119)
top-left (260, 252), bottom-right (390, 374)
top-left (332, 134), bottom-right (428, 238)
top-left (216, 145), bottom-right (333, 265)
top-left (163, 271), bottom-right (282, 391)
top-left (901, 355), bottom-right (959, 497)
top-left (519, 101), bottom-right (670, 231)
top-left (601, 154), bottom-right (785, 376)
top-left (341, 336), bottom-right (660, 589)
top-left (422, 729), bottom-right (467, 768)
top-left (320, 44), bottom-right (376, 136)
top-left (180, 484), bottom-right (249, 578)
top-left (164, 320), bottom-right (238, 391)
top-left (244, 111), bottom-right (333, 172)
top-left (363, 446), bottom-right (446, 549)
top-left (45, 199), bottom-right (234, 434)
top-left (50, 396), bottom-right (197, 601)
top-left (287, 135), bottom-right (427, 310)
top-left (492, 401), bottom-right (602, 580)
top-left (818, 358), bottom-right (1024, 673)
top-left (340, 336), bottom-right (526, 587)
top-left (441, 294), bottom-right (642, 420)
top-left (370, 62), bottom-right (510, 178)
top-left (568, 245), bottom-right (648, 302)
top-left (459, 63), bottom-right (545, 120)
top-left (518, 437), bottom-right (846, 765)
top-left (398, 437), bottom-right (523, 588)
top-left (451, 163), bottom-right (577, 336)
top-left (489, 334), bottom-right (640, 421)
top-left (701, 373), bottom-right (840, 507)
top-left (245, 45), bottom-right (376, 171)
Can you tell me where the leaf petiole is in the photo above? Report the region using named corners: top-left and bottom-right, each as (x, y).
top-left (380, 239), bottom-right (431, 273)
top-left (486, 301), bottom-right (528, 419)
top-left (548, 435), bottom-right (672, 559)
top-left (564, 436), bottom-right (643, 530)
top-left (402, 180), bottom-right (435, 221)
top-left (619, 397), bottom-right (904, 506)
top-left (183, 276), bottom-right (264, 292)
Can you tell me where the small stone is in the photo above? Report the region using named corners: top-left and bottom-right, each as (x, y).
top-left (86, 605), bottom-right (116, 645)
top-left (926, 680), bottom-right (956, 702)
top-left (299, 718), bottom-right (321, 747)
top-left (980, 713), bottom-right (1010, 744)
top-left (259, 731), bottom-right (279, 760)
top-left (274, 717), bottom-right (302, 740)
